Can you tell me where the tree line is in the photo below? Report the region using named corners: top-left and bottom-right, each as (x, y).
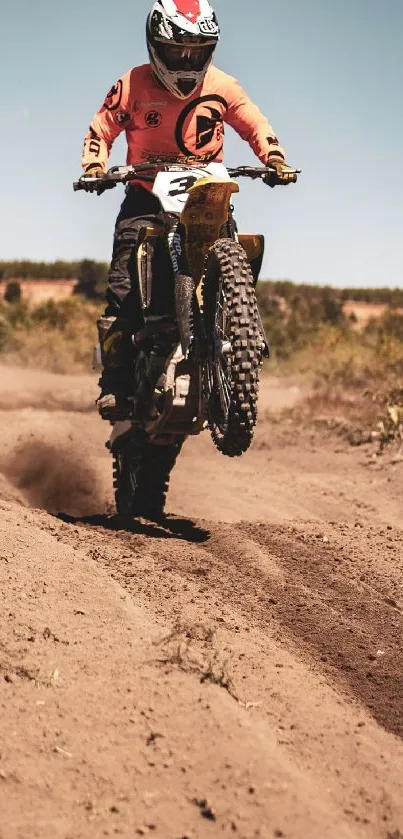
top-left (1, 261), bottom-right (403, 306)
top-left (262, 280), bottom-right (403, 308)
top-left (0, 260), bottom-right (109, 300)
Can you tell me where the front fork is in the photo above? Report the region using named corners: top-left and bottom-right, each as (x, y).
top-left (166, 220), bottom-right (207, 359)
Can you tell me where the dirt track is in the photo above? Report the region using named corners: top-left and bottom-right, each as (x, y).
top-left (0, 364), bottom-right (402, 839)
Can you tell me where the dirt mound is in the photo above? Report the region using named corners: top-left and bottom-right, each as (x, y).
top-left (1, 365), bottom-right (403, 838)
top-left (2, 500), bottom-right (403, 839)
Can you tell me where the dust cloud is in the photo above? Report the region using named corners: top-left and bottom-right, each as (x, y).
top-left (1, 440), bottom-right (103, 517)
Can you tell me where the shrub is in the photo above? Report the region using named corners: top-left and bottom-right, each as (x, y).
top-left (4, 281), bottom-right (22, 303)
top-left (74, 259), bottom-right (109, 300)
top-left (0, 315), bottom-right (16, 352)
top-left (256, 283), bottom-right (347, 361)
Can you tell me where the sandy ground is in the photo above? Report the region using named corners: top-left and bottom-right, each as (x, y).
top-left (0, 364), bottom-right (402, 839)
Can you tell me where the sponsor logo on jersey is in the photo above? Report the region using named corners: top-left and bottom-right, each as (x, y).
top-left (116, 111), bottom-right (131, 125)
top-left (103, 80), bottom-right (123, 111)
top-left (195, 107), bottom-right (222, 150)
top-left (145, 110), bottom-right (163, 128)
top-left (87, 127), bottom-right (102, 156)
top-left (176, 95), bottom-right (227, 159)
top-left (136, 101), bottom-right (168, 109)
top-left (144, 152), bottom-right (214, 164)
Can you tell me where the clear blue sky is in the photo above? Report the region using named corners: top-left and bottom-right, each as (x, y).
top-left (2, 0), bottom-right (402, 287)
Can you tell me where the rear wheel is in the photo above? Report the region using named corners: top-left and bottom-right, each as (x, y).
top-left (112, 432), bottom-right (184, 519)
top-left (203, 239), bottom-right (261, 457)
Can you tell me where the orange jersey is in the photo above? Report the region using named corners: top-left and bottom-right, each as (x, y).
top-left (82, 64), bottom-right (285, 174)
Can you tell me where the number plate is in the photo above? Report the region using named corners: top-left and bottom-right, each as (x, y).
top-left (152, 163), bottom-right (229, 213)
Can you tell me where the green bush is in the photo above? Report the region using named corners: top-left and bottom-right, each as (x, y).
top-left (256, 283), bottom-right (347, 361)
top-left (74, 259), bottom-right (109, 300)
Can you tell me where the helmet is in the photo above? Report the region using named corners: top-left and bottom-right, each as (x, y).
top-left (146, 0), bottom-right (220, 100)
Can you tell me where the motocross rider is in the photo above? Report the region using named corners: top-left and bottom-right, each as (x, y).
top-left (80, 0), bottom-right (296, 421)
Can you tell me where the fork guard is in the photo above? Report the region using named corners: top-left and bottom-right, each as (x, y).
top-left (174, 273), bottom-right (203, 356)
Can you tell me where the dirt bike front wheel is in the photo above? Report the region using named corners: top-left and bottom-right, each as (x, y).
top-left (202, 239), bottom-right (262, 457)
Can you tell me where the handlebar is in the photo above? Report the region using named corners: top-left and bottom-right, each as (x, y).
top-left (73, 163), bottom-right (301, 194)
top-left (227, 166), bottom-right (301, 179)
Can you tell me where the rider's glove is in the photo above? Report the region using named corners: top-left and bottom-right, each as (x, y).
top-left (80, 164), bottom-right (104, 180)
top-left (264, 155), bottom-right (297, 188)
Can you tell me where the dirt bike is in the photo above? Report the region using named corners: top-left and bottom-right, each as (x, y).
top-left (74, 161), bottom-right (299, 518)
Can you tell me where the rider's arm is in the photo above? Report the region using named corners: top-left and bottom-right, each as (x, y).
top-left (81, 71), bottom-right (133, 173)
top-left (223, 75), bottom-right (286, 165)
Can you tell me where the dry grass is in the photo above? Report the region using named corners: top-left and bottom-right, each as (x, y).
top-left (1, 290), bottom-right (402, 452)
top-left (279, 323), bottom-right (403, 449)
top-left (276, 324), bottom-right (402, 385)
top-left (0, 297), bottom-right (100, 373)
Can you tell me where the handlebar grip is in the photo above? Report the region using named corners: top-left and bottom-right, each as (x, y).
top-left (72, 178), bottom-right (117, 194)
top-left (73, 179), bottom-right (98, 192)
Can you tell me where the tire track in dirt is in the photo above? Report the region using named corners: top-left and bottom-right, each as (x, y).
top-left (203, 522), bottom-right (403, 739)
top-left (54, 513), bottom-right (403, 739)
top-left (45, 510), bottom-right (403, 837)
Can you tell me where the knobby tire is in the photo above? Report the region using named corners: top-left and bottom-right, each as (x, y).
top-left (203, 239), bottom-right (261, 457)
top-left (113, 433), bottom-right (184, 519)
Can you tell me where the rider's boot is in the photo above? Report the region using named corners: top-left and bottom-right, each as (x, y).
top-left (96, 316), bottom-right (134, 422)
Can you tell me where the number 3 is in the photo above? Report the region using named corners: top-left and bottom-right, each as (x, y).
top-left (168, 175), bottom-right (198, 197)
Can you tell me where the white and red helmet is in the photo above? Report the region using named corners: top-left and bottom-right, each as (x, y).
top-left (146, 0), bottom-right (220, 100)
